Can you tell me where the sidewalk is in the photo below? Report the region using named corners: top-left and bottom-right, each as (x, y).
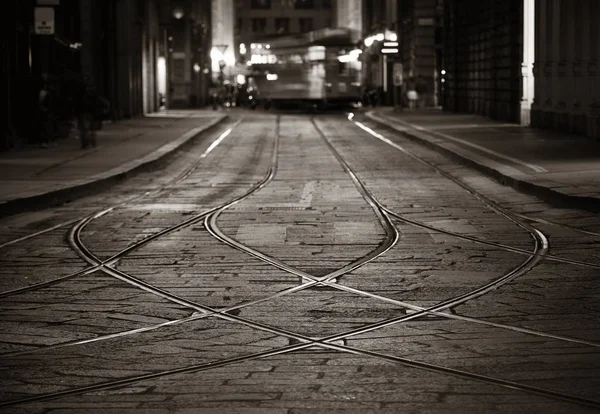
top-left (0, 110), bottom-right (227, 217)
top-left (366, 108), bottom-right (600, 212)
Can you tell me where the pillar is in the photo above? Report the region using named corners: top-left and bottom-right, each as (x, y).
top-left (211, 0), bottom-right (234, 80)
top-left (569, 0), bottom-right (584, 133)
top-left (520, 0), bottom-right (534, 125)
top-left (588, 0), bottom-right (599, 138)
top-left (530, 0), bottom-right (543, 127)
top-left (116, 0), bottom-right (134, 118)
top-left (336, 0), bottom-right (363, 41)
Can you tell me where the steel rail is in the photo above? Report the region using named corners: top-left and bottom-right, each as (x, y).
top-left (0, 119), bottom-right (242, 251)
top-left (0, 120), bottom-right (246, 298)
top-left (1, 116), bottom-right (596, 411)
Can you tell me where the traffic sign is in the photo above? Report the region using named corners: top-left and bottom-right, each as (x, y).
top-left (393, 62), bottom-right (403, 86)
top-left (34, 7), bottom-right (55, 35)
top-left (215, 44), bottom-right (228, 54)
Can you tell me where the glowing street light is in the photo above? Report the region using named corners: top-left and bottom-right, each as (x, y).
top-left (172, 7), bottom-right (184, 19)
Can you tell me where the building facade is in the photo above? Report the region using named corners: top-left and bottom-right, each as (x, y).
top-left (3, 0), bottom-right (167, 149)
top-left (335, 0), bottom-right (362, 40)
top-left (2, 0), bottom-right (214, 150)
top-left (231, 0), bottom-right (334, 72)
top-left (234, 0), bottom-right (333, 40)
top-left (398, 0), bottom-right (441, 107)
top-left (168, 0), bottom-right (212, 108)
top-left (360, 0), bottom-right (397, 105)
top-left (442, 0), bottom-right (523, 123)
top-left (531, 0), bottom-right (599, 139)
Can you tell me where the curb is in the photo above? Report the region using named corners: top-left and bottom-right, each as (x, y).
top-left (0, 115), bottom-right (229, 218)
top-left (365, 111), bottom-right (600, 213)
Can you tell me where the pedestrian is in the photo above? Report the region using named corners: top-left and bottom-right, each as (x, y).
top-left (38, 74), bottom-right (56, 148)
top-left (73, 77), bottom-right (108, 149)
top-left (415, 76), bottom-right (428, 108)
top-left (406, 77), bottom-right (418, 109)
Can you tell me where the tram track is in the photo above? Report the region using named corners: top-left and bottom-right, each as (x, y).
top-left (0, 118), bottom-right (241, 252)
top-left (0, 120), bottom-right (247, 298)
top-left (1, 115), bottom-right (598, 410)
top-left (349, 114), bottom-right (600, 267)
top-left (383, 208), bottom-right (600, 269)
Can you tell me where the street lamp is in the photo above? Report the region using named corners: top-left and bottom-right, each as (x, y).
top-left (172, 7), bottom-right (184, 19)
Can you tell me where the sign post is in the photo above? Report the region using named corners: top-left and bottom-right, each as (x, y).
top-left (381, 41), bottom-right (399, 106)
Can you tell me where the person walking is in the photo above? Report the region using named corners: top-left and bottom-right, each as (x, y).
top-left (406, 76), bottom-right (418, 109)
top-left (415, 76), bottom-right (428, 108)
top-left (73, 76), bottom-right (108, 149)
top-left (38, 75), bottom-right (56, 148)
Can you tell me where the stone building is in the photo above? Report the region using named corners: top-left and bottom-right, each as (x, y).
top-left (230, 0), bottom-right (334, 73)
top-left (531, 0), bottom-right (599, 139)
top-left (442, 0), bottom-right (523, 123)
top-left (398, 0), bottom-right (440, 107)
top-left (443, 0), bottom-right (599, 139)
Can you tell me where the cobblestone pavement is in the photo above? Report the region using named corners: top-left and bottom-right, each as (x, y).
top-left (0, 113), bottom-right (599, 413)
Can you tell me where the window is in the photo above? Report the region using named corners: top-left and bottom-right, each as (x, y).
top-left (235, 17), bottom-right (243, 35)
top-left (299, 18), bottom-right (313, 33)
top-left (294, 0), bottom-right (314, 9)
top-left (275, 18), bottom-right (290, 34)
top-left (252, 18), bottom-right (267, 33)
top-left (251, 0), bottom-right (271, 9)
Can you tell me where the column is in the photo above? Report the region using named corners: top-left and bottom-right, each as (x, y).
top-left (336, 0), bottom-right (362, 41)
top-left (116, 0), bottom-right (133, 118)
top-left (531, 0), bottom-right (544, 127)
top-left (571, 0), bottom-right (585, 133)
top-left (3, 6), bottom-right (16, 149)
top-left (555, 0), bottom-right (569, 130)
top-left (80, 0), bottom-right (95, 84)
top-left (588, 0), bottom-right (599, 137)
top-left (550, 0), bottom-right (562, 127)
top-left (543, 0), bottom-right (553, 118)
top-left (211, 0), bottom-right (234, 79)
top-left (520, 0), bottom-right (535, 125)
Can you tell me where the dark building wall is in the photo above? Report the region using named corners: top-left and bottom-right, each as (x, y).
top-left (443, 0), bottom-right (522, 123)
top-left (3, 2), bottom-right (18, 150)
top-left (400, 0), bottom-right (439, 106)
top-left (80, 0), bottom-right (159, 120)
top-left (362, 0), bottom-right (386, 34)
top-left (2, 0), bottom-right (162, 151)
top-left (5, 0), bottom-right (83, 148)
top-left (235, 0), bottom-right (333, 41)
top-left (531, 0), bottom-right (599, 139)
top-left (165, 0), bottom-right (212, 108)
top-left (113, 0), bottom-right (146, 118)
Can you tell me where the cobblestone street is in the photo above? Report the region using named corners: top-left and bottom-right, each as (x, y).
top-left (0, 112), bottom-right (599, 413)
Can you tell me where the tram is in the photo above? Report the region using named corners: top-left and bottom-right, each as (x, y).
top-left (247, 28), bottom-right (362, 109)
